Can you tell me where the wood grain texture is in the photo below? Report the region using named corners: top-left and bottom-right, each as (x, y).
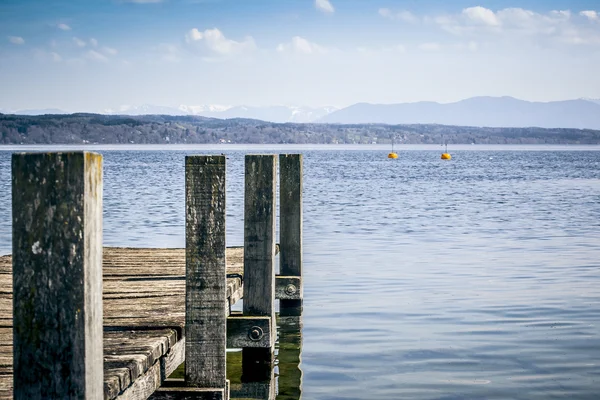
top-left (279, 154), bottom-right (303, 314)
top-left (226, 316), bottom-right (272, 349)
top-left (243, 155), bottom-right (277, 375)
top-left (184, 155), bottom-right (227, 389)
top-left (150, 387), bottom-right (225, 400)
top-left (243, 155), bottom-right (276, 321)
top-left (0, 247), bottom-right (244, 400)
top-left (275, 276), bottom-right (302, 300)
top-left (12, 152), bottom-right (104, 399)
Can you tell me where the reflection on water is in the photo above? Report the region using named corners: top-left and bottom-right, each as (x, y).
top-left (227, 314), bottom-right (303, 400)
top-left (170, 314), bottom-right (303, 399)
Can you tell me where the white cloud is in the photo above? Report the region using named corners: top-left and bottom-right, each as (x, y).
top-left (378, 8), bottom-right (419, 23)
top-left (158, 44), bottom-right (181, 62)
top-left (356, 44), bottom-right (406, 55)
top-left (419, 42), bottom-right (441, 51)
top-left (378, 8), bottom-right (392, 18)
top-left (315, 0), bottom-right (334, 14)
top-left (8, 36), bottom-right (25, 45)
top-left (51, 52), bottom-right (62, 62)
top-left (57, 23), bottom-right (71, 31)
top-left (432, 6), bottom-right (590, 42)
top-left (102, 46), bottom-right (118, 56)
top-left (462, 6), bottom-right (500, 26)
top-left (185, 28), bottom-right (203, 42)
top-left (184, 28), bottom-right (256, 55)
top-left (90, 38), bottom-right (98, 47)
top-left (277, 36), bottom-right (328, 54)
top-left (73, 37), bottom-right (87, 47)
top-left (580, 10), bottom-right (599, 21)
top-left (86, 50), bottom-right (108, 62)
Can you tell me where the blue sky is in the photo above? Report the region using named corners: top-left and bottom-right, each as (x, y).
top-left (1, 0), bottom-right (599, 111)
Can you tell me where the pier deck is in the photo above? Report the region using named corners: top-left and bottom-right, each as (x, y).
top-left (0, 246), bottom-right (245, 399)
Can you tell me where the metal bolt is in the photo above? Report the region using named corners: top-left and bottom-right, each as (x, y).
top-left (285, 284), bottom-right (297, 295)
top-left (248, 326), bottom-right (263, 341)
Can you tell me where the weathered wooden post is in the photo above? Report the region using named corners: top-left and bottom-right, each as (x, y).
top-left (184, 155), bottom-right (228, 398)
top-left (242, 155), bottom-right (277, 380)
top-left (277, 154), bottom-right (303, 317)
top-left (12, 152), bottom-right (103, 399)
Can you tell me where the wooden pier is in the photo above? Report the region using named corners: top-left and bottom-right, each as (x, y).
top-left (1, 152), bottom-right (303, 399)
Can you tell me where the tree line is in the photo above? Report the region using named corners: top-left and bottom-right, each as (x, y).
top-left (1, 113), bottom-right (599, 145)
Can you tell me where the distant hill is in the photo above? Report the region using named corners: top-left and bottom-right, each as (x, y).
top-left (103, 104), bottom-right (338, 123)
top-left (6, 108), bottom-right (70, 116)
top-left (5, 96), bottom-right (600, 128)
top-left (1, 113), bottom-right (599, 145)
top-left (319, 97), bottom-right (600, 129)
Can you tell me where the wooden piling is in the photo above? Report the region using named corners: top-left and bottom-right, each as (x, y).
top-left (279, 154), bottom-right (303, 316)
top-left (242, 155), bottom-right (277, 379)
top-left (12, 152), bottom-right (103, 399)
top-left (184, 155), bottom-right (227, 391)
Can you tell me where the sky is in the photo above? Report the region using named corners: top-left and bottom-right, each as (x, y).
top-left (1, 0), bottom-right (600, 112)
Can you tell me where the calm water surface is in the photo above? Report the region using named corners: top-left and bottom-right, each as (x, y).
top-left (1, 145), bottom-right (599, 399)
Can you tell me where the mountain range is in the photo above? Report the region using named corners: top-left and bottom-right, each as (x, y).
top-left (2, 97), bottom-right (600, 129)
top-left (101, 104), bottom-right (338, 123)
top-left (320, 97), bottom-right (600, 129)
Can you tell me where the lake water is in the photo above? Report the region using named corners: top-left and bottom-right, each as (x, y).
top-left (1, 145), bottom-right (600, 399)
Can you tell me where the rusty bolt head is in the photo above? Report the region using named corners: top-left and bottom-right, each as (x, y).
top-left (285, 284), bottom-right (297, 295)
top-left (248, 326), bottom-right (263, 341)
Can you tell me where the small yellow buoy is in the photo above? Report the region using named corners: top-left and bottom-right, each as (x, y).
top-left (441, 153), bottom-right (451, 160)
top-left (388, 152), bottom-right (398, 159)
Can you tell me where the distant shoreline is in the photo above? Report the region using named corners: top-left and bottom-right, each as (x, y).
top-left (2, 144), bottom-right (600, 152)
top-left (2, 114), bottom-right (600, 145)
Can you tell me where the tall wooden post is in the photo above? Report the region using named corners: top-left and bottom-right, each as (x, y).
top-left (185, 155), bottom-right (227, 391)
top-left (242, 155), bottom-right (276, 380)
top-left (12, 152), bottom-right (103, 399)
top-left (279, 154), bottom-right (303, 316)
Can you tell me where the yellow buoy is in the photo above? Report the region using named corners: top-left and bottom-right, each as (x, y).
top-left (388, 136), bottom-right (398, 159)
top-left (441, 140), bottom-right (451, 160)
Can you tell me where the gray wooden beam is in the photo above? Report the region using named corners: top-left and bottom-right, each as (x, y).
top-left (226, 316), bottom-right (272, 348)
top-left (12, 152), bottom-right (104, 399)
top-left (150, 387), bottom-right (226, 400)
top-left (279, 154), bottom-right (303, 316)
top-left (242, 154), bottom-right (277, 377)
top-left (185, 155), bottom-right (227, 389)
top-left (275, 276), bottom-right (302, 300)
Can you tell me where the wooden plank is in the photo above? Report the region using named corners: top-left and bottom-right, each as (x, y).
top-left (226, 316), bottom-right (272, 348)
top-left (161, 338), bottom-right (185, 380)
top-left (0, 245), bottom-right (248, 399)
top-left (243, 155), bottom-right (277, 377)
top-left (114, 360), bottom-right (161, 400)
top-left (279, 154), bottom-right (303, 315)
top-left (275, 276), bottom-right (302, 300)
top-left (103, 329), bottom-right (183, 399)
top-left (185, 155), bottom-right (227, 389)
top-left (12, 152), bottom-right (103, 400)
top-left (150, 387), bottom-right (225, 400)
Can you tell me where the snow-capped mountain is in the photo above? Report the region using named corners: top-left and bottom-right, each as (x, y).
top-left (581, 98), bottom-right (600, 106)
top-left (178, 104), bottom-right (232, 114)
top-left (103, 104), bottom-right (339, 122)
top-left (103, 104), bottom-right (185, 116)
top-left (0, 108), bottom-right (69, 115)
